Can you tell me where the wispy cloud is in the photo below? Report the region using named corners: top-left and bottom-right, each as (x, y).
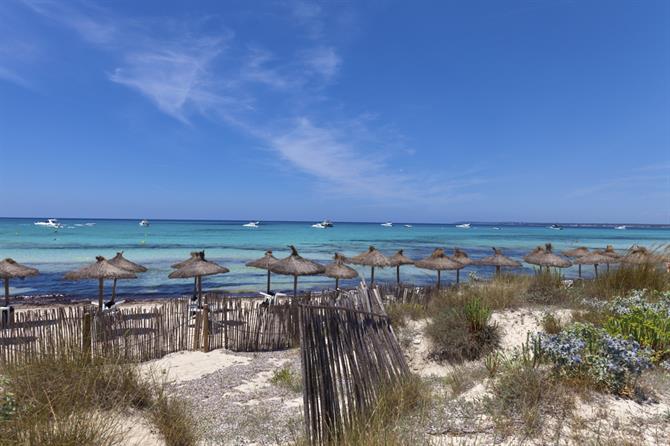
top-left (0, 65), bottom-right (30, 88)
top-left (18, 0), bottom-right (483, 207)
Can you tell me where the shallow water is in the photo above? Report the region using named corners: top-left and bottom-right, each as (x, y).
top-left (1, 218), bottom-right (668, 298)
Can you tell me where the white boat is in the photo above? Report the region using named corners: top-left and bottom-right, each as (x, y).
top-left (312, 222), bottom-right (326, 229)
top-left (320, 220), bottom-right (334, 227)
top-left (381, 222), bottom-right (393, 227)
top-left (492, 227), bottom-right (501, 230)
top-left (615, 225), bottom-right (626, 230)
top-left (455, 223), bottom-right (471, 229)
top-left (404, 224), bottom-right (412, 228)
top-left (548, 224), bottom-right (563, 230)
top-left (243, 221), bottom-right (260, 228)
top-left (34, 218), bottom-right (63, 229)
top-left (139, 220), bottom-right (150, 227)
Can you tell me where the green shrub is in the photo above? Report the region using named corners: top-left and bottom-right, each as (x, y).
top-left (386, 302), bottom-right (426, 328)
top-left (271, 366), bottom-right (303, 393)
top-left (149, 392), bottom-right (201, 446)
top-left (426, 298), bottom-right (500, 362)
top-left (526, 269), bottom-right (570, 304)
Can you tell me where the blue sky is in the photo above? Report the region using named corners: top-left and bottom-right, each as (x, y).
top-left (0, 0), bottom-right (668, 223)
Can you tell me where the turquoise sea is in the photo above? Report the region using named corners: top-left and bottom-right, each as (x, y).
top-left (1, 218), bottom-right (669, 299)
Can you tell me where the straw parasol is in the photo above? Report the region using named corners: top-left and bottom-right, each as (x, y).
top-left (415, 248), bottom-right (462, 289)
top-left (622, 246), bottom-right (660, 265)
top-left (0, 259), bottom-right (39, 307)
top-left (172, 251), bottom-right (204, 298)
top-left (450, 248), bottom-right (473, 284)
top-left (270, 246), bottom-right (325, 298)
top-left (64, 256), bottom-right (137, 311)
top-left (476, 248), bottom-right (521, 275)
top-left (562, 247), bottom-right (590, 278)
top-left (388, 249), bottom-right (414, 284)
top-left (324, 253), bottom-right (358, 290)
top-left (169, 252), bottom-right (229, 307)
top-left (108, 252), bottom-right (147, 303)
top-left (573, 252), bottom-right (616, 278)
top-left (347, 246), bottom-right (390, 284)
top-left (595, 245), bottom-right (622, 272)
top-left (246, 250), bottom-right (279, 293)
top-left (525, 244), bottom-right (571, 271)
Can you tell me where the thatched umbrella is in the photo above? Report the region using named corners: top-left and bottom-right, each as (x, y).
top-left (562, 247), bottom-right (590, 277)
top-left (523, 246), bottom-right (545, 266)
top-left (525, 244), bottom-right (571, 272)
top-left (450, 248), bottom-right (473, 284)
top-left (622, 246), bottom-right (658, 265)
top-left (246, 250), bottom-right (279, 294)
top-left (0, 259), bottom-right (39, 307)
top-left (388, 249), bottom-right (414, 284)
top-left (64, 256), bottom-right (137, 311)
top-left (169, 252), bottom-right (229, 307)
top-left (270, 246), bottom-right (325, 298)
top-left (325, 253), bottom-right (358, 290)
top-left (415, 248), bottom-right (462, 289)
top-left (347, 246), bottom-right (390, 284)
top-left (596, 245), bottom-right (622, 272)
top-left (172, 251), bottom-right (204, 298)
top-left (573, 252), bottom-right (616, 278)
top-left (476, 248), bottom-right (521, 275)
top-left (108, 252), bottom-right (147, 303)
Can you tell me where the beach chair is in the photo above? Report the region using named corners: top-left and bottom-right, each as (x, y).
top-left (91, 300), bottom-right (125, 313)
top-left (259, 291), bottom-right (287, 305)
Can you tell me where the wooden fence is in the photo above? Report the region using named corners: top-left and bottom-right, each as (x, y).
top-left (299, 300), bottom-right (410, 444)
top-left (0, 296), bottom-right (297, 364)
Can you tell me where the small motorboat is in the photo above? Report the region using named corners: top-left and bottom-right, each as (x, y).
top-left (139, 220), bottom-right (150, 227)
top-left (381, 222), bottom-right (393, 227)
top-left (243, 221), bottom-right (260, 228)
top-left (615, 225), bottom-right (626, 230)
top-left (312, 222), bottom-right (326, 229)
top-left (455, 223), bottom-right (471, 229)
top-left (548, 224), bottom-right (563, 230)
top-left (34, 218), bottom-right (63, 229)
top-left (492, 227), bottom-right (501, 230)
top-left (320, 220), bottom-right (334, 227)
top-left (404, 224), bottom-right (412, 228)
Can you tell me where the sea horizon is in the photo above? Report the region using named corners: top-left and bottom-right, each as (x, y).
top-left (2, 217), bottom-right (668, 299)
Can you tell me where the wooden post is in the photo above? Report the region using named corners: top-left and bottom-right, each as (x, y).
top-left (202, 304), bottom-right (210, 352)
top-left (82, 311), bottom-right (91, 362)
top-left (578, 264), bottom-right (582, 278)
top-left (4, 278), bottom-right (9, 307)
top-left (111, 278), bottom-right (117, 303)
top-left (456, 269), bottom-right (460, 284)
top-left (371, 266), bottom-right (375, 284)
top-left (293, 275), bottom-right (298, 299)
top-left (594, 264), bottom-right (599, 278)
top-left (98, 278), bottom-right (104, 312)
top-left (266, 270), bottom-right (271, 294)
top-left (396, 265), bottom-right (400, 284)
top-left (437, 270), bottom-right (441, 290)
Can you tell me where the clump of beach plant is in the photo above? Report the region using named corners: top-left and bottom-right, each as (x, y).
top-left (148, 391), bottom-right (201, 446)
top-left (541, 312), bottom-right (564, 334)
top-left (537, 322), bottom-right (653, 396)
top-left (386, 302), bottom-right (427, 328)
top-left (270, 366), bottom-right (302, 393)
top-left (426, 297), bottom-right (500, 362)
top-left (583, 263), bottom-right (670, 299)
top-left (444, 365), bottom-right (488, 398)
top-left (0, 352), bottom-right (199, 445)
top-left (485, 352), bottom-right (574, 438)
top-left (526, 269), bottom-right (571, 305)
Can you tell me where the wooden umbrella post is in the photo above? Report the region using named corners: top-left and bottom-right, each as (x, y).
top-left (335, 277), bottom-right (339, 290)
top-left (456, 269), bottom-right (460, 284)
top-left (371, 266), bottom-right (375, 284)
top-left (594, 264), bottom-right (599, 278)
top-left (293, 275), bottom-right (298, 299)
top-left (98, 278), bottom-right (104, 312)
top-left (578, 264), bottom-right (582, 278)
top-left (197, 276), bottom-right (203, 308)
top-left (396, 265), bottom-right (400, 284)
top-left (437, 270), bottom-right (441, 290)
top-left (111, 278), bottom-right (117, 304)
top-left (496, 265), bottom-right (501, 276)
top-left (4, 278), bottom-right (9, 307)
top-left (266, 269), bottom-right (271, 294)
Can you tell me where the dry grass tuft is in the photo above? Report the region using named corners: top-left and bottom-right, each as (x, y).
top-left (582, 263), bottom-right (670, 300)
top-left (270, 366), bottom-right (303, 393)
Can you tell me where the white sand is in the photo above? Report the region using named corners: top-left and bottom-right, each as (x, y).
top-left (141, 350), bottom-right (251, 384)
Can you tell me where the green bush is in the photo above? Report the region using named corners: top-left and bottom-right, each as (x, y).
top-left (584, 263), bottom-right (670, 299)
top-left (526, 269), bottom-right (570, 304)
top-left (386, 302), bottom-right (426, 328)
top-left (270, 366), bottom-right (303, 393)
top-left (541, 312), bottom-right (563, 334)
top-left (426, 298), bottom-right (500, 362)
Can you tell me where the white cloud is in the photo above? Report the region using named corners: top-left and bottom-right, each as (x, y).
top-left (302, 46), bottom-right (340, 80)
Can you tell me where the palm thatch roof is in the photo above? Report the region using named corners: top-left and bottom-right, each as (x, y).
top-left (64, 256), bottom-right (137, 280)
top-left (245, 250), bottom-right (278, 270)
top-left (523, 246), bottom-right (546, 265)
top-left (622, 246), bottom-right (658, 264)
top-left (347, 246), bottom-right (390, 268)
top-left (171, 251), bottom-right (203, 269)
top-left (562, 246), bottom-right (590, 258)
top-left (108, 252), bottom-right (147, 273)
top-left (325, 253), bottom-right (359, 280)
top-left (476, 248), bottom-right (521, 268)
top-left (573, 252), bottom-right (617, 265)
top-left (270, 246), bottom-right (325, 276)
top-left (415, 248), bottom-right (461, 271)
top-left (389, 249), bottom-right (414, 267)
top-left (533, 244), bottom-right (572, 268)
top-left (597, 245), bottom-right (622, 259)
top-left (168, 253), bottom-right (230, 279)
top-left (0, 258), bottom-right (39, 279)
top-left (451, 248), bottom-right (473, 266)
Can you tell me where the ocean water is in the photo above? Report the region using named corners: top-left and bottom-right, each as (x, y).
top-left (1, 218), bottom-right (668, 299)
